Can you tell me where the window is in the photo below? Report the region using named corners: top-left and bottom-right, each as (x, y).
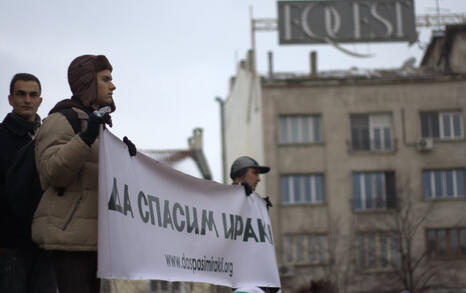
top-left (283, 234), bottom-right (327, 264)
top-left (350, 114), bottom-right (393, 151)
top-left (357, 232), bottom-right (399, 270)
top-left (420, 111), bottom-right (463, 139)
top-left (279, 115), bottom-right (322, 144)
top-left (427, 228), bottom-right (466, 257)
top-left (423, 169), bottom-right (465, 199)
top-left (353, 171), bottom-right (396, 211)
top-left (281, 174), bottom-right (324, 204)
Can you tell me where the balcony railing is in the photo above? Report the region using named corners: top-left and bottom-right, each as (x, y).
top-left (347, 138), bottom-right (397, 153)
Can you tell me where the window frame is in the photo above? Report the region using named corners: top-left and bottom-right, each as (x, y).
top-left (422, 168), bottom-right (466, 200)
top-left (280, 173), bottom-right (325, 205)
top-left (352, 171), bottom-right (397, 211)
top-left (356, 231), bottom-right (399, 272)
top-left (420, 110), bottom-right (464, 140)
top-left (278, 114), bottom-right (323, 145)
top-left (426, 227), bottom-right (466, 258)
top-left (283, 233), bottom-right (328, 265)
top-left (349, 113), bottom-right (394, 152)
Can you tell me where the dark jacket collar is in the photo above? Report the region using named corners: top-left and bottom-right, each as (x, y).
top-left (49, 96), bottom-right (93, 115)
top-left (1, 112), bottom-right (40, 137)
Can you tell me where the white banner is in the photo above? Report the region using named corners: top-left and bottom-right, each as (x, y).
top-left (97, 129), bottom-right (281, 289)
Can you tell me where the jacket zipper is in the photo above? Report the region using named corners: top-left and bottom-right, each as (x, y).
top-left (62, 197), bottom-right (82, 231)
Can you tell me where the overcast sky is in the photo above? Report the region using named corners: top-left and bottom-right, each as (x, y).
top-left (1, 0), bottom-right (466, 182)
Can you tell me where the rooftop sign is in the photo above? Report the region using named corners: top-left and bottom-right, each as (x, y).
top-left (278, 0), bottom-right (417, 45)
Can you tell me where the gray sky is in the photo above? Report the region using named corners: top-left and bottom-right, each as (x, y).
top-left (1, 0), bottom-right (466, 182)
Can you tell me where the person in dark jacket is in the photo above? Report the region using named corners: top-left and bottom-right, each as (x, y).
top-left (0, 73), bottom-right (56, 293)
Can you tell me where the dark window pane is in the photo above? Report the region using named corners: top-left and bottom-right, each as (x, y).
top-left (362, 127), bottom-right (370, 150)
top-left (285, 236), bottom-right (293, 262)
top-left (161, 281), bottom-right (168, 290)
top-left (391, 233), bottom-right (399, 266)
top-left (291, 117), bottom-right (299, 143)
top-left (353, 174), bottom-right (362, 210)
top-left (450, 229), bottom-right (459, 255)
top-left (308, 235), bottom-right (315, 262)
top-left (421, 112), bottom-right (440, 138)
top-left (427, 230), bottom-right (436, 256)
top-left (304, 176), bottom-right (311, 203)
top-left (386, 171), bottom-right (397, 209)
top-left (384, 128), bottom-right (392, 150)
top-left (315, 175), bottom-right (324, 203)
top-left (281, 176), bottom-right (290, 203)
top-left (375, 173), bottom-right (384, 208)
top-left (368, 235), bottom-right (375, 268)
top-left (302, 116), bottom-right (309, 143)
top-left (293, 176), bottom-right (301, 203)
top-left (420, 113), bottom-right (432, 137)
top-left (423, 171), bottom-right (432, 198)
top-left (351, 128), bottom-right (361, 150)
top-left (359, 235), bottom-right (366, 268)
top-left (446, 170), bottom-right (454, 197)
top-left (461, 229), bottom-right (466, 255)
top-left (438, 230), bottom-right (446, 256)
top-left (318, 235), bottom-right (326, 262)
top-left (434, 171), bottom-right (443, 197)
top-left (443, 114), bottom-right (452, 137)
top-left (365, 174), bottom-right (373, 209)
top-left (351, 115), bottom-right (367, 127)
top-left (351, 115), bottom-right (369, 150)
top-left (380, 233), bottom-right (388, 267)
top-left (457, 169), bottom-right (465, 197)
top-left (453, 114), bottom-right (461, 137)
top-left (374, 128), bottom-right (381, 150)
top-left (432, 113), bottom-right (440, 137)
top-left (296, 235), bottom-right (304, 261)
top-left (313, 116), bottom-right (321, 142)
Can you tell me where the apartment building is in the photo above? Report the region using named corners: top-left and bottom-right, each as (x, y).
top-left (224, 25), bottom-right (466, 292)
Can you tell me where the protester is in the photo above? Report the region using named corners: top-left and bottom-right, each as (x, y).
top-left (230, 156), bottom-right (278, 293)
top-left (0, 73), bottom-right (56, 292)
top-left (230, 156), bottom-right (270, 194)
top-left (230, 156), bottom-right (273, 208)
top-left (31, 55), bottom-right (135, 293)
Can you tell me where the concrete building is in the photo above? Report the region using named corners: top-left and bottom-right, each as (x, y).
top-left (223, 25), bottom-right (466, 292)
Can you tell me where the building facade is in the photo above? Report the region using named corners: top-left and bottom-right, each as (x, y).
top-left (224, 26), bottom-right (466, 292)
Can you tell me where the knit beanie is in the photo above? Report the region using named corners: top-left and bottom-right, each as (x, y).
top-left (67, 55), bottom-right (115, 111)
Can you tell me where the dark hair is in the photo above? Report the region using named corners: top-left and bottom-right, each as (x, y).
top-left (230, 168), bottom-right (248, 180)
top-left (9, 73), bottom-right (42, 95)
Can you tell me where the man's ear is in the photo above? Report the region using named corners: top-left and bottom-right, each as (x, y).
top-left (38, 97), bottom-right (43, 107)
top-left (8, 94), bottom-right (13, 106)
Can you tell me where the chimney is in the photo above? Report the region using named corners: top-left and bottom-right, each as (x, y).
top-left (310, 51), bottom-right (317, 76)
top-left (268, 51), bottom-right (274, 78)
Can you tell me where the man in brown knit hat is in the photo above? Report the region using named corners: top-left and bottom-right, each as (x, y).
top-left (31, 55), bottom-right (130, 293)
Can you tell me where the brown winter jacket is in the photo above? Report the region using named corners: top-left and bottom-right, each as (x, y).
top-left (32, 107), bottom-right (99, 251)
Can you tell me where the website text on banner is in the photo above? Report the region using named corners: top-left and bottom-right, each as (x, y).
top-left (97, 128), bottom-right (280, 289)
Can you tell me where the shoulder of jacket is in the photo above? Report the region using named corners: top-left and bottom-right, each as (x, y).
top-left (69, 107), bottom-right (90, 120)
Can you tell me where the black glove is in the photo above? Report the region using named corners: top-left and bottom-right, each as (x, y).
top-left (264, 196), bottom-right (273, 210)
top-left (123, 136), bottom-right (137, 157)
top-left (241, 182), bottom-right (253, 196)
top-left (80, 112), bottom-right (111, 146)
